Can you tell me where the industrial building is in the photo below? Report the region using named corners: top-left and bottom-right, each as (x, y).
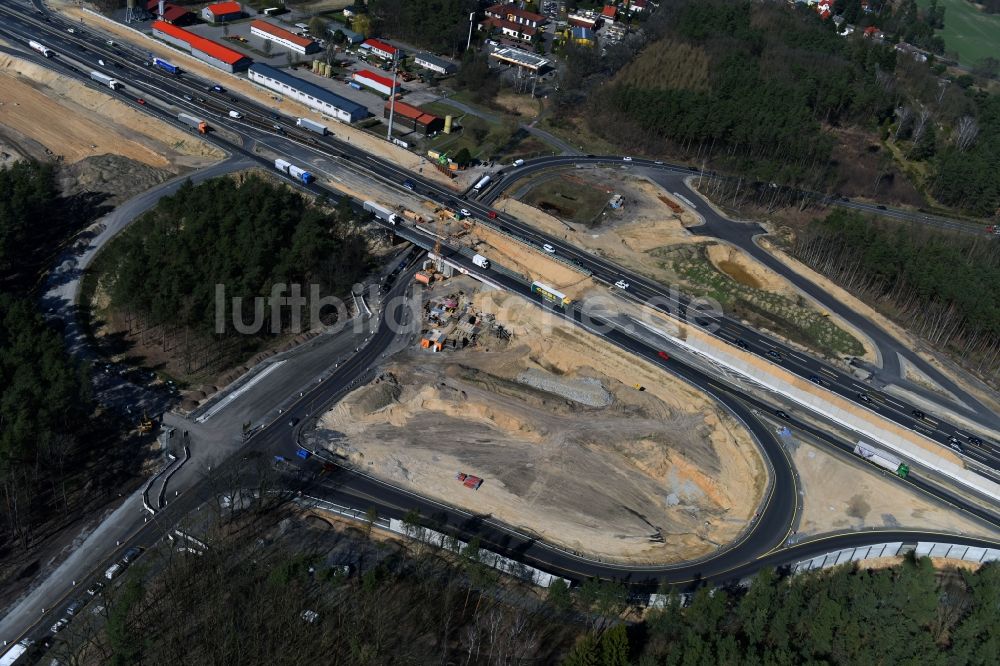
top-left (201, 1), bottom-right (244, 23)
top-left (247, 63), bottom-right (370, 123)
top-left (250, 19), bottom-right (320, 55)
top-left (328, 26), bottom-right (364, 44)
top-left (352, 69), bottom-right (397, 96)
top-left (413, 52), bottom-right (457, 75)
top-left (383, 100), bottom-right (444, 136)
top-left (146, 0), bottom-right (195, 25)
top-left (362, 38), bottom-right (400, 61)
top-left (151, 20), bottom-right (251, 72)
top-left (489, 46), bottom-right (550, 73)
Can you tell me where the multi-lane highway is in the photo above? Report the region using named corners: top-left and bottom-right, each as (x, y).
top-left (5, 5), bottom-right (995, 482)
top-left (3, 3), bottom-right (1000, 657)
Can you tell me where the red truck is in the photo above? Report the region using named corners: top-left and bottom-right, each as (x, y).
top-left (456, 472), bottom-right (484, 490)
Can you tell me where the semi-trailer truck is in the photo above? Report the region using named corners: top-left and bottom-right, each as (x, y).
top-left (471, 254), bottom-right (490, 269)
top-left (28, 40), bottom-right (53, 57)
top-left (90, 71), bottom-right (122, 91)
top-left (296, 117), bottom-right (328, 135)
top-left (152, 57), bottom-right (178, 75)
top-left (274, 158), bottom-right (315, 184)
top-left (177, 113), bottom-right (209, 134)
top-left (363, 200), bottom-right (395, 223)
top-left (472, 175), bottom-right (491, 193)
top-left (853, 441), bottom-right (910, 478)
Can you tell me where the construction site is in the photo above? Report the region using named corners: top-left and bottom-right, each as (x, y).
top-left (310, 273), bottom-right (768, 564)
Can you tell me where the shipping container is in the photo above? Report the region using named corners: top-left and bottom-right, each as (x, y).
top-left (152, 57), bottom-right (179, 75)
top-left (89, 70), bottom-right (122, 90)
top-left (296, 117), bottom-right (328, 135)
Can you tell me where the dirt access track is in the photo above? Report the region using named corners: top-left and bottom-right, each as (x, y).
top-left (50, 2), bottom-right (471, 191)
top-left (312, 278), bottom-right (767, 564)
top-left (0, 52), bottom-right (222, 169)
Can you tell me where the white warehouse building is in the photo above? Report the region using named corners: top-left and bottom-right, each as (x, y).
top-left (248, 63), bottom-right (370, 124)
top-left (249, 19), bottom-right (320, 55)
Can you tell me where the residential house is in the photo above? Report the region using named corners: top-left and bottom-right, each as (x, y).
top-left (201, 1), bottom-right (243, 23)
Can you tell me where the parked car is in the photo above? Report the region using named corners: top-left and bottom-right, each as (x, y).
top-left (50, 618), bottom-right (69, 634)
top-left (121, 546), bottom-right (142, 564)
top-left (86, 582), bottom-right (104, 596)
top-left (65, 599), bottom-right (85, 617)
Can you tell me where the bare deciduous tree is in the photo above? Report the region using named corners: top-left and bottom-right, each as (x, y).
top-left (954, 115), bottom-right (979, 151)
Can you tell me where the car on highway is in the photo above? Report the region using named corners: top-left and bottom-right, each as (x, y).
top-left (136, 98), bottom-right (146, 105)
top-left (403, 179), bottom-right (415, 190)
top-left (487, 211), bottom-right (497, 219)
top-left (289, 417), bottom-right (300, 427)
top-left (622, 156), bottom-right (633, 162)
top-left (808, 374), bottom-right (824, 385)
top-left (765, 350), bottom-right (783, 361)
top-left (969, 435), bottom-right (984, 447)
top-left (542, 244), bottom-right (555, 254)
top-left (658, 351), bottom-right (670, 361)
top-left (775, 410), bottom-right (790, 420)
top-left (65, 599), bottom-right (85, 616)
top-left (209, 84), bottom-right (225, 92)
top-left (183, 94), bottom-right (193, 101)
top-left (947, 436), bottom-right (964, 453)
top-left (911, 409), bottom-right (926, 420)
top-left (121, 546), bottom-right (142, 564)
top-left (876, 204), bottom-right (887, 210)
top-left (86, 582), bottom-right (104, 596)
top-left (614, 280), bottom-right (629, 290)
top-left (735, 339), bottom-right (751, 351)
top-left (50, 618), bottom-right (69, 634)
top-left (459, 208), bottom-right (472, 218)
top-left (856, 392), bottom-right (873, 404)
top-left (655, 160), bottom-right (664, 165)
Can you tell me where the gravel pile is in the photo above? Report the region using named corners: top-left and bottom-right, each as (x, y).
top-left (517, 368), bottom-right (612, 407)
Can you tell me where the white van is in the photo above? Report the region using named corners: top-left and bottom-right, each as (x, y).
top-left (512, 159), bottom-right (525, 167)
top-left (228, 110), bottom-right (242, 119)
top-left (104, 563), bottom-right (122, 580)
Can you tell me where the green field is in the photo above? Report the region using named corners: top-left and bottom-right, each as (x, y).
top-left (918, 0), bottom-right (1000, 65)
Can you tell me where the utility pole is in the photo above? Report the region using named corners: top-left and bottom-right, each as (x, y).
top-left (466, 11), bottom-right (476, 51)
top-left (385, 50), bottom-right (399, 142)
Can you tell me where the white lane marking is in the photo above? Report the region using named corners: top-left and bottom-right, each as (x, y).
top-left (195, 360), bottom-right (286, 423)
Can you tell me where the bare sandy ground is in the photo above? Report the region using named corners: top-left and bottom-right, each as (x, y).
top-left (492, 172), bottom-right (875, 362)
top-left (0, 53), bottom-right (222, 168)
top-left (52, 2), bottom-right (472, 190)
top-left (314, 281), bottom-right (767, 563)
top-left (792, 440), bottom-right (999, 540)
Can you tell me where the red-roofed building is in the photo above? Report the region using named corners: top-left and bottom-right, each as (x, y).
top-left (151, 20), bottom-right (251, 72)
top-left (146, 0), bottom-right (194, 25)
top-left (485, 3), bottom-right (545, 28)
top-left (601, 5), bottom-right (617, 23)
top-left (480, 17), bottom-right (540, 42)
top-left (352, 69), bottom-right (398, 96)
top-left (201, 1), bottom-right (243, 23)
top-left (383, 100), bottom-right (443, 135)
top-left (250, 19), bottom-right (320, 55)
top-left (362, 38), bottom-right (400, 61)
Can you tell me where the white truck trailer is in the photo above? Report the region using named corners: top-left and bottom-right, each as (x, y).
top-left (89, 71), bottom-right (122, 90)
top-left (853, 441), bottom-right (910, 478)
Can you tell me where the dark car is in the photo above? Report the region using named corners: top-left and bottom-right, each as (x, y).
top-left (765, 350), bottom-right (783, 361)
top-left (86, 582), bottom-right (104, 596)
top-left (209, 85), bottom-right (225, 92)
top-left (403, 179), bottom-right (415, 190)
top-left (911, 409), bottom-right (926, 420)
top-left (808, 374), bottom-right (823, 385)
top-left (969, 435), bottom-right (984, 447)
top-left (735, 339), bottom-right (751, 351)
top-left (857, 392), bottom-right (873, 404)
top-left (121, 547), bottom-right (142, 564)
top-left (65, 599), bottom-right (85, 616)
top-left (289, 417), bottom-right (300, 427)
top-left (775, 410), bottom-right (790, 420)
top-left (876, 204), bottom-right (887, 210)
